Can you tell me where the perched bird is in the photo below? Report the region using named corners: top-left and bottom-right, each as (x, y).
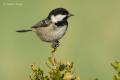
top-left (16, 8), bottom-right (73, 53)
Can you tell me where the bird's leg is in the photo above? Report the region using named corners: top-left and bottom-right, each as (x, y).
top-left (51, 40), bottom-right (60, 54)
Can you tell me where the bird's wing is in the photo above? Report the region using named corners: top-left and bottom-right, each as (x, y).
top-left (31, 18), bottom-right (51, 28)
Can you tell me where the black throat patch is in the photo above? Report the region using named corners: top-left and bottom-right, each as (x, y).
top-left (55, 20), bottom-right (68, 27)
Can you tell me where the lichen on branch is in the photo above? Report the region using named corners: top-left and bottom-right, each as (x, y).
top-left (111, 60), bottom-right (120, 80)
top-left (29, 53), bottom-right (80, 80)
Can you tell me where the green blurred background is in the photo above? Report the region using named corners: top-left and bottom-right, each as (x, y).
top-left (0, 0), bottom-right (120, 80)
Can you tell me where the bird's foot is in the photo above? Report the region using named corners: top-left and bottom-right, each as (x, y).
top-left (51, 40), bottom-right (59, 54)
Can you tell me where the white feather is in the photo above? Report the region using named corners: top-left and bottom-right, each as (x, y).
top-left (51, 14), bottom-right (66, 23)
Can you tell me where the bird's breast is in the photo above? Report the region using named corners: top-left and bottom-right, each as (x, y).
top-left (33, 24), bottom-right (67, 42)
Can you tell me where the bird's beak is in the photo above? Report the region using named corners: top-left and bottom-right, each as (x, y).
top-left (68, 13), bottom-right (74, 17)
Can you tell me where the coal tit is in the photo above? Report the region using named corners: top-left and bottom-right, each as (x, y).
top-left (16, 8), bottom-right (73, 53)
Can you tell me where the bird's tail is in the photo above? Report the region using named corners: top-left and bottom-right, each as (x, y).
top-left (16, 29), bottom-right (32, 33)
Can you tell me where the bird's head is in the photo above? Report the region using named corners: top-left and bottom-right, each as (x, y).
top-left (48, 8), bottom-right (74, 23)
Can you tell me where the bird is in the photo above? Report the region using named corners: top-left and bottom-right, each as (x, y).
top-left (16, 8), bottom-right (74, 53)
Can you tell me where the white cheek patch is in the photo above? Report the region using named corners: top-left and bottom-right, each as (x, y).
top-left (51, 15), bottom-right (66, 23)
